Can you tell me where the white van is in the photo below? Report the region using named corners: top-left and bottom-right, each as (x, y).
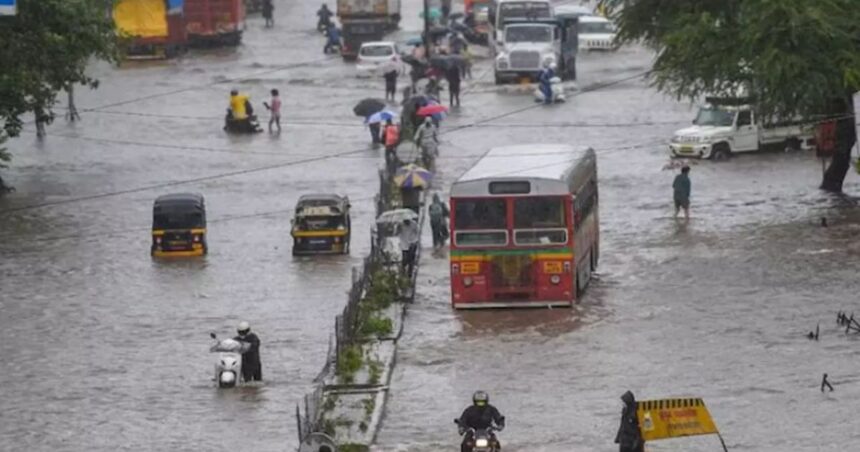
top-left (669, 104), bottom-right (816, 160)
top-left (577, 15), bottom-right (616, 50)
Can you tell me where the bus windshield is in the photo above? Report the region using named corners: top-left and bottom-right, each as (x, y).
top-left (513, 197), bottom-right (567, 245)
top-left (695, 107), bottom-right (735, 127)
top-left (498, 2), bottom-right (551, 23)
top-left (454, 199), bottom-right (508, 246)
top-left (505, 26), bottom-right (553, 43)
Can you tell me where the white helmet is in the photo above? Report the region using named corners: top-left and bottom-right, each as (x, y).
top-left (237, 321), bottom-right (250, 335)
top-left (220, 371), bottom-right (236, 386)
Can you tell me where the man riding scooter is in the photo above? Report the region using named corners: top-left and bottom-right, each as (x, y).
top-left (225, 89), bottom-right (262, 133)
top-left (233, 321), bottom-right (262, 382)
top-left (457, 391), bottom-right (505, 452)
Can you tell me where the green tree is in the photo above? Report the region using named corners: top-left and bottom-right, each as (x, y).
top-left (604, 0), bottom-right (860, 192)
top-left (0, 0), bottom-right (118, 138)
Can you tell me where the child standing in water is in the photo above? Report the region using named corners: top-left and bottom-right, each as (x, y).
top-left (264, 89), bottom-right (282, 134)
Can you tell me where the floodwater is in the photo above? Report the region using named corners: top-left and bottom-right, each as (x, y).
top-left (1, 1), bottom-right (859, 452)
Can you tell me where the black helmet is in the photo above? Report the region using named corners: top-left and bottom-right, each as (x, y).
top-left (472, 390), bottom-right (489, 407)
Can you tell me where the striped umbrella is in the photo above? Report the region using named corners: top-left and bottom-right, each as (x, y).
top-left (393, 164), bottom-right (433, 189)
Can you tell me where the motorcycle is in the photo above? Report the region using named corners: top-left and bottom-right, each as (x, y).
top-left (209, 332), bottom-right (250, 388)
top-left (534, 76), bottom-right (566, 104)
top-left (455, 419), bottom-right (502, 452)
top-left (224, 109), bottom-right (263, 134)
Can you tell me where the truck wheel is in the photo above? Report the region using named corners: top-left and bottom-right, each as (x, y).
top-left (711, 143), bottom-right (731, 161)
top-left (785, 137), bottom-right (802, 152)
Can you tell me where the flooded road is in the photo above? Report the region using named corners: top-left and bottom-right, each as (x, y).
top-left (1, 1), bottom-right (859, 451)
top-left (374, 14), bottom-right (860, 452)
top-left (0, 2), bottom-right (388, 451)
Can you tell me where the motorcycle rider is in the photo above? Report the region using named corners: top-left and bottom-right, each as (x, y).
top-left (458, 391), bottom-right (505, 452)
top-left (233, 321), bottom-right (262, 382)
top-left (317, 3), bottom-right (333, 32)
top-left (226, 89), bottom-right (261, 132)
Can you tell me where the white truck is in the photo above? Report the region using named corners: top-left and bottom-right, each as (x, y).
top-left (337, 0), bottom-right (401, 30)
top-left (494, 22), bottom-right (560, 84)
top-left (669, 103), bottom-right (816, 160)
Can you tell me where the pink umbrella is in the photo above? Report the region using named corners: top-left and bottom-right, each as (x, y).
top-left (416, 104), bottom-right (448, 116)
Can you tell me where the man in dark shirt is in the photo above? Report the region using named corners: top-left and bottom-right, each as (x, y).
top-left (457, 391), bottom-right (505, 452)
top-left (234, 321), bottom-right (262, 382)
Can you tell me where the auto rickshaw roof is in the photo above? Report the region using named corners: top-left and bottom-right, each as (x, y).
top-left (296, 193), bottom-right (348, 207)
top-left (154, 193), bottom-right (205, 209)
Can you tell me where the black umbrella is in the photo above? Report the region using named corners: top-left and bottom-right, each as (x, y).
top-left (353, 98), bottom-right (386, 117)
top-left (448, 12), bottom-right (465, 21)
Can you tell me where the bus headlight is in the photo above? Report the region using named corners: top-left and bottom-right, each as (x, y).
top-left (452, 263), bottom-right (460, 274)
top-left (550, 275), bottom-right (561, 285)
top-left (463, 277), bottom-right (474, 287)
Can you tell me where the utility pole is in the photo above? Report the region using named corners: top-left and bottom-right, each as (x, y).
top-left (423, 0), bottom-right (431, 56)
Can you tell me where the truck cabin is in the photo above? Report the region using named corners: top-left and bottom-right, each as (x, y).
top-left (693, 105), bottom-right (751, 129)
top-left (490, 0), bottom-right (553, 26)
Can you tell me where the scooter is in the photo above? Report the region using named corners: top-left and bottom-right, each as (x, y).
top-left (209, 332), bottom-right (249, 388)
top-left (455, 419), bottom-right (503, 452)
top-left (223, 110), bottom-right (263, 134)
top-left (534, 76), bottom-right (566, 104)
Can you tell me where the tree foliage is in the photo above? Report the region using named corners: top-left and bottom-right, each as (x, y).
top-left (604, 0), bottom-right (860, 191)
top-left (0, 0), bottom-right (118, 138)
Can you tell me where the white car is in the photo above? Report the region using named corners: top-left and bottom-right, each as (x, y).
top-left (356, 41), bottom-right (402, 77)
top-left (578, 16), bottom-right (617, 50)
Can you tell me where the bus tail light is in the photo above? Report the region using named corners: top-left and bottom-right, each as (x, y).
top-left (463, 276), bottom-right (474, 287)
top-left (452, 263), bottom-right (460, 274)
top-left (550, 275), bottom-right (561, 285)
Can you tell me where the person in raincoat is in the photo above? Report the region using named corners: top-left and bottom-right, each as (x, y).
top-left (428, 193), bottom-right (450, 249)
top-left (414, 116), bottom-right (439, 165)
top-left (538, 61), bottom-right (555, 105)
top-left (234, 321), bottom-right (262, 382)
top-left (383, 119), bottom-right (401, 164)
top-left (615, 391), bottom-right (644, 452)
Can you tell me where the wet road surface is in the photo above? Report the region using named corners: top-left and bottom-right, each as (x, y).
top-left (2, 1), bottom-right (859, 451)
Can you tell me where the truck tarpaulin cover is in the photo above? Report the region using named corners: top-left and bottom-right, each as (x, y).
top-left (114, 0), bottom-right (169, 38)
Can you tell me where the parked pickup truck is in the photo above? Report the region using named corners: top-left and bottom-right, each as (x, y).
top-left (669, 103), bottom-right (816, 160)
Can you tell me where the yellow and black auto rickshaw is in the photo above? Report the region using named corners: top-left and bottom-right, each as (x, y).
top-left (151, 193), bottom-right (207, 257)
top-left (291, 194), bottom-right (351, 255)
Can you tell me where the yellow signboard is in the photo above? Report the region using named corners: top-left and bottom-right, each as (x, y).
top-left (461, 262), bottom-right (481, 275)
top-left (637, 398), bottom-right (719, 442)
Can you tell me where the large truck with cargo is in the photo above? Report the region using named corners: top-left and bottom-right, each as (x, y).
top-left (337, 0), bottom-right (401, 30)
top-left (114, 0), bottom-right (187, 59)
top-left (669, 99), bottom-right (816, 160)
top-left (493, 17), bottom-right (578, 84)
top-left (184, 0), bottom-right (245, 46)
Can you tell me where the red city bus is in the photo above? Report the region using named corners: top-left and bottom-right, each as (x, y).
top-left (449, 144), bottom-right (598, 309)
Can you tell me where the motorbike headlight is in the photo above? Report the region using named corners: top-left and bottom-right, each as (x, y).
top-left (475, 439), bottom-right (489, 448)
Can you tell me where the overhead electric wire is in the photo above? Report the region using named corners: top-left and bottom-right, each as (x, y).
top-left (0, 70), bottom-right (653, 215)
